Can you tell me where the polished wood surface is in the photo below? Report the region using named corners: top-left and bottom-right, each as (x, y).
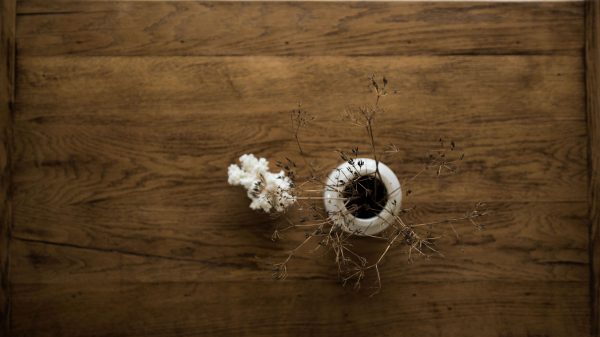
top-left (4, 1), bottom-right (595, 336)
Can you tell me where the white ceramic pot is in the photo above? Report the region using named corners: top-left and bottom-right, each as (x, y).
top-left (323, 158), bottom-right (402, 236)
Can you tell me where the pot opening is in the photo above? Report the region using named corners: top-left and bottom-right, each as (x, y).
top-left (342, 174), bottom-right (388, 219)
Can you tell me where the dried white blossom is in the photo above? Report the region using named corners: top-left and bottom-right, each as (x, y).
top-left (228, 154), bottom-right (296, 213)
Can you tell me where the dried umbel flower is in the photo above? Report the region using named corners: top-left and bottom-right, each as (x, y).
top-left (228, 154), bottom-right (296, 213)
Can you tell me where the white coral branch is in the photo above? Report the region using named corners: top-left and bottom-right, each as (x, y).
top-left (228, 154), bottom-right (296, 213)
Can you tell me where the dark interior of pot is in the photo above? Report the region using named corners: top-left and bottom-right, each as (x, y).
top-left (342, 174), bottom-right (388, 219)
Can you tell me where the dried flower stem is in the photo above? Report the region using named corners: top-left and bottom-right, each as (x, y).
top-left (265, 75), bottom-right (488, 295)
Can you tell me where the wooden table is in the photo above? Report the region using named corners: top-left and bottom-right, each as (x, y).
top-left (1, 0), bottom-right (599, 336)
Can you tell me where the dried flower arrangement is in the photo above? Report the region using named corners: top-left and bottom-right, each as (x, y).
top-left (228, 75), bottom-right (488, 295)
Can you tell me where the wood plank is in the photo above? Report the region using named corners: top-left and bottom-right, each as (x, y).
top-left (16, 55), bottom-right (585, 119)
top-left (9, 280), bottom-right (589, 337)
top-left (587, 0), bottom-right (600, 336)
top-left (12, 117), bottom-right (588, 203)
top-left (15, 1), bottom-right (584, 56)
top-left (9, 201), bottom-right (590, 284)
top-left (0, 0), bottom-right (15, 334)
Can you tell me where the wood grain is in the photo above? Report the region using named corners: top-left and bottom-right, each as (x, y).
top-left (15, 1), bottom-right (583, 56)
top-left (16, 55), bottom-right (584, 120)
top-left (10, 201), bottom-right (589, 284)
top-left (0, 0), bottom-right (15, 334)
top-left (587, 0), bottom-right (600, 336)
top-left (14, 55), bottom-right (588, 204)
top-left (9, 281), bottom-right (590, 337)
top-left (9, 1), bottom-right (591, 337)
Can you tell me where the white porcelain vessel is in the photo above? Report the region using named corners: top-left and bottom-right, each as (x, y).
top-left (323, 158), bottom-right (402, 236)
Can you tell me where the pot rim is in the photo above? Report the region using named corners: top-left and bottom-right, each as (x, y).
top-left (323, 158), bottom-right (402, 236)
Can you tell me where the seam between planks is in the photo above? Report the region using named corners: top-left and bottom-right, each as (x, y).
top-left (0, 0), bottom-right (15, 335)
top-left (586, 0), bottom-right (599, 336)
